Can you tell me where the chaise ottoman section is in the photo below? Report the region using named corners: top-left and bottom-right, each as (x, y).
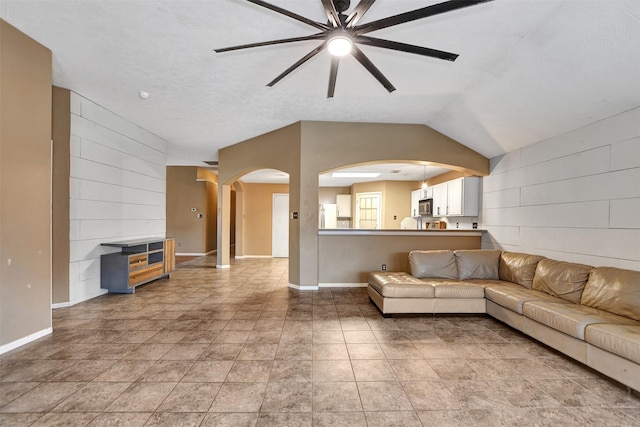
top-left (367, 272), bottom-right (435, 315)
top-left (368, 272), bottom-right (434, 297)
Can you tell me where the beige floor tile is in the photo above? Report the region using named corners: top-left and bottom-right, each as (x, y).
top-left (156, 382), bottom-right (221, 412)
top-left (53, 381), bottom-right (131, 412)
top-left (313, 382), bottom-right (362, 412)
top-left (402, 380), bottom-right (462, 411)
top-left (357, 382), bottom-right (413, 411)
top-left (312, 411), bottom-right (367, 427)
top-left (226, 360), bottom-right (273, 382)
top-left (347, 343), bottom-right (386, 359)
top-left (200, 412), bottom-right (258, 427)
top-left (269, 360), bottom-right (312, 382)
top-left (181, 360), bottom-right (234, 382)
top-left (143, 412), bottom-right (205, 426)
top-left (313, 360), bottom-right (355, 382)
top-left (0, 382), bottom-right (86, 413)
top-left (365, 411), bottom-right (422, 427)
top-left (209, 382), bottom-right (267, 412)
top-left (104, 382), bottom-right (176, 412)
top-left (352, 359), bottom-right (397, 382)
top-left (260, 382), bottom-right (312, 412)
top-left (256, 412), bottom-right (312, 426)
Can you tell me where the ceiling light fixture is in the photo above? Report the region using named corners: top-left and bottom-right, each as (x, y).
top-left (332, 172), bottom-right (380, 178)
top-left (138, 90), bottom-right (150, 99)
top-left (327, 36), bottom-right (353, 57)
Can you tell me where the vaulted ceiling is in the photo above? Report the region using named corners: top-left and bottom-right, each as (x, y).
top-left (2, 0), bottom-right (639, 170)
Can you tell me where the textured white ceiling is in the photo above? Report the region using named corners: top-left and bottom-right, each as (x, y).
top-left (2, 0), bottom-right (639, 171)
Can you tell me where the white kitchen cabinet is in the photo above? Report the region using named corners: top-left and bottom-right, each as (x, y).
top-left (336, 194), bottom-right (351, 218)
top-left (432, 177), bottom-right (479, 217)
top-left (432, 183), bottom-right (448, 217)
top-left (424, 186), bottom-right (433, 199)
top-left (410, 189), bottom-right (422, 217)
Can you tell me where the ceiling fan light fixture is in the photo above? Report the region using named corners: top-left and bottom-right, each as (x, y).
top-left (327, 36), bottom-right (353, 57)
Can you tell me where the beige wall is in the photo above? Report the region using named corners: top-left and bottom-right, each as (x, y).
top-left (319, 233), bottom-right (481, 283)
top-left (0, 20), bottom-right (52, 348)
top-left (166, 166), bottom-right (207, 254)
top-left (51, 86), bottom-right (70, 304)
top-left (242, 183), bottom-right (289, 256)
top-left (218, 120), bottom-right (489, 287)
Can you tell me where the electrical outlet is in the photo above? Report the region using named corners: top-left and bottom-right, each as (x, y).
top-left (382, 264), bottom-right (387, 271)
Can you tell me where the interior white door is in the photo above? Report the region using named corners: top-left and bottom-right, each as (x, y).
top-left (272, 193), bottom-right (289, 258)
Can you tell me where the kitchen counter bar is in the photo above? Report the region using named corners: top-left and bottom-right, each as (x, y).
top-left (318, 229), bottom-right (484, 237)
top-left (317, 229), bottom-right (484, 286)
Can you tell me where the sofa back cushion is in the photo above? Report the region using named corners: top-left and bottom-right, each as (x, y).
top-left (499, 252), bottom-right (545, 289)
top-left (409, 250), bottom-right (458, 279)
top-left (532, 259), bottom-right (592, 303)
top-left (581, 267), bottom-right (640, 321)
top-left (454, 250), bottom-right (500, 280)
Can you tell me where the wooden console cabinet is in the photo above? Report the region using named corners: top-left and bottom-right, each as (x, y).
top-left (101, 238), bottom-right (175, 293)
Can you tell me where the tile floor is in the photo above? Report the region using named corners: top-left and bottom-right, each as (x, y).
top-left (1, 256), bottom-right (639, 426)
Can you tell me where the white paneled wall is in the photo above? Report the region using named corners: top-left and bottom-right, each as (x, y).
top-left (481, 107), bottom-right (640, 271)
top-left (68, 92), bottom-right (167, 304)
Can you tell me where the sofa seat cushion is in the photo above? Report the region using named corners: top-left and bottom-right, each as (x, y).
top-left (485, 283), bottom-right (568, 314)
top-left (428, 281), bottom-right (485, 299)
top-left (580, 267), bottom-right (640, 322)
top-left (522, 301), bottom-right (639, 340)
top-left (585, 324), bottom-right (640, 364)
top-left (368, 272), bottom-right (434, 298)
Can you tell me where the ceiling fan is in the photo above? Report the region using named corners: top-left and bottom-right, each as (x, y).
top-left (215, 0), bottom-right (493, 98)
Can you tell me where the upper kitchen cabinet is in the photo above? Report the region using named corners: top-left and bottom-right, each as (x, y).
top-left (410, 189), bottom-right (422, 217)
top-left (336, 194), bottom-right (351, 218)
top-left (433, 177), bottom-right (479, 217)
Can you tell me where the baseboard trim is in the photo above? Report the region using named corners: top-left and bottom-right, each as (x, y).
top-left (0, 327), bottom-right (53, 355)
top-left (176, 252), bottom-right (207, 256)
top-left (52, 289), bottom-right (109, 310)
top-left (51, 302), bottom-right (70, 309)
top-left (216, 265), bottom-right (231, 269)
top-left (288, 283), bottom-right (319, 291)
top-left (319, 283), bottom-right (368, 288)
top-left (239, 255), bottom-right (273, 259)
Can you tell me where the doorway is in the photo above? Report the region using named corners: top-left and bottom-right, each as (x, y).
top-left (272, 193), bottom-right (289, 257)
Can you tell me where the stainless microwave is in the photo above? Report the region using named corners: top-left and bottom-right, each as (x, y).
top-left (418, 198), bottom-right (433, 216)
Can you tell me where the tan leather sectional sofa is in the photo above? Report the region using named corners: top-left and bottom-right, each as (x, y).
top-left (368, 249), bottom-right (640, 392)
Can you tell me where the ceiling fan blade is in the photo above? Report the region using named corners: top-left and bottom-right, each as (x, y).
top-left (345, 0), bottom-right (377, 28)
top-left (350, 45), bottom-right (396, 93)
top-left (245, 0), bottom-right (329, 31)
top-left (215, 33), bottom-right (326, 53)
top-left (355, 35), bottom-right (458, 61)
top-left (355, 0), bottom-right (493, 35)
top-left (321, 0), bottom-right (341, 27)
top-left (327, 56), bottom-right (340, 98)
top-left (267, 42), bottom-right (328, 87)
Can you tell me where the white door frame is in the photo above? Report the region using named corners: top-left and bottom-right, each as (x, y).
top-left (355, 191), bottom-right (382, 229)
top-left (272, 193), bottom-right (289, 257)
